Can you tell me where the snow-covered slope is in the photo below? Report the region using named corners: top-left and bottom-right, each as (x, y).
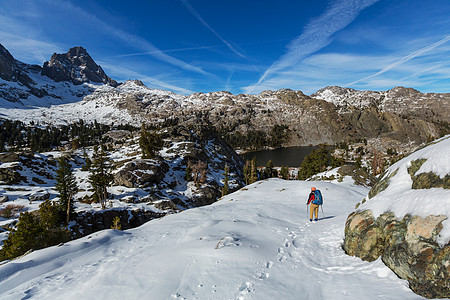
top-left (0, 179), bottom-right (424, 299)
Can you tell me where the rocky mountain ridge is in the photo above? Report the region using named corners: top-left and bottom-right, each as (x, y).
top-left (42, 46), bottom-right (118, 87)
top-left (0, 44), bottom-right (117, 106)
top-left (0, 44), bottom-right (449, 151)
top-left (312, 85), bottom-right (449, 123)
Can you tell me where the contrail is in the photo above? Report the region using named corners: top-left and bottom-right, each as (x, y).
top-left (48, 0), bottom-right (210, 75)
top-left (248, 0), bottom-right (380, 93)
top-left (347, 35), bottom-right (450, 85)
top-left (180, 0), bottom-right (245, 58)
top-left (107, 45), bottom-right (221, 58)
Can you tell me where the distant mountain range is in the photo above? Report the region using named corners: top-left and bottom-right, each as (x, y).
top-left (0, 44), bottom-right (449, 149)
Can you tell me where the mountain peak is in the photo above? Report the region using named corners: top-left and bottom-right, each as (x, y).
top-left (0, 43), bottom-right (18, 81)
top-left (42, 46), bottom-right (118, 87)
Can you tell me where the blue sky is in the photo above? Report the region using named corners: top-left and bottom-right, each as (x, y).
top-left (1, 0), bottom-right (449, 95)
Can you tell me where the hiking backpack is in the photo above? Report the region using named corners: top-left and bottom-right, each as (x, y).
top-left (313, 190), bottom-right (323, 205)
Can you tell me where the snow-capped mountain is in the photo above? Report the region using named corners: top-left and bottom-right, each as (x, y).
top-left (0, 44), bottom-right (449, 149)
top-left (42, 46), bottom-right (118, 87)
top-left (312, 86), bottom-right (450, 123)
top-left (0, 44), bottom-right (117, 107)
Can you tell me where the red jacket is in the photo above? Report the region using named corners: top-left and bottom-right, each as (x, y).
top-left (307, 192), bottom-right (315, 205)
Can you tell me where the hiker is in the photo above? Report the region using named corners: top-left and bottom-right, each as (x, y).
top-left (306, 187), bottom-right (322, 222)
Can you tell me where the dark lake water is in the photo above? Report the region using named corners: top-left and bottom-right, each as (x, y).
top-left (240, 146), bottom-right (318, 167)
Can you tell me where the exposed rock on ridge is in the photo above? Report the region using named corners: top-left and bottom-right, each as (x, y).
top-left (42, 46), bottom-right (118, 87)
top-left (0, 43), bottom-right (48, 101)
top-left (0, 43), bottom-right (448, 149)
top-left (313, 86), bottom-right (450, 123)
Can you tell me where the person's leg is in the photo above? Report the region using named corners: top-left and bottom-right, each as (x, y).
top-left (309, 205), bottom-right (314, 221)
top-left (314, 205), bottom-right (319, 220)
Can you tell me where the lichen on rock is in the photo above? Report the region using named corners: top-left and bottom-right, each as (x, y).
top-left (343, 210), bottom-right (449, 298)
top-left (367, 168), bottom-right (398, 199)
top-left (407, 158), bottom-right (450, 189)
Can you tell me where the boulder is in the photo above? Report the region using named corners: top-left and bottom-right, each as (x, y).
top-left (343, 210), bottom-right (449, 298)
top-left (0, 195), bottom-right (9, 203)
top-left (0, 168), bottom-right (24, 185)
top-left (73, 208), bottom-right (165, 237)
top-left (114, 159), bottom-right (169, 188)
top-left (28, 192), bottom-right (50, 202)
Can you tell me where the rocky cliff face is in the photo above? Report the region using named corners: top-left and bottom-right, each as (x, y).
top-left (0, 43), bottom-right (48, 101)
top-left (343, 136), bottom-right (450, 299)
top-left (110, 83), bottom-right (446, 149)
top-left (0, 45), bottom-right (117, 105)
top-left (42, 46), bottom-right (118, 87)
top-left (313, 86), bottom-right (450, 124)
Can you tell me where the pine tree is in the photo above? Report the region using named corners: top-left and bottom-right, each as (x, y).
top-left (185, 161), bottom-right (193, 181)
top-left (81, 149), bottom-right (92, 171)
top-left (280, 166), bottom-right (289, 180)
top-left (250, 157), bottom-right (258, 184)
top-left (0, 200), bottom-right (70, 261)
top-left (222, 164), bottom-right (229, 196)
top-left (111, 216), bottom-right (122, 230)
top-left (140, 125), bottom-right (163, 159)
top-left (243, 160), bottom-right (251, 185)
top-left (55, 156), bottom-right (78, 224)
top-left (88, 144), bottom-right (114, 209)
top-left (264, 160), bottom-right (275, 178)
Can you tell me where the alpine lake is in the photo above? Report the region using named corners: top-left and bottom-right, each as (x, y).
top-left (240, 146), bottom-right (318, 167)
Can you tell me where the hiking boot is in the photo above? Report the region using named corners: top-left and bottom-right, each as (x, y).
top-left (309, 219), bottom-right (312, 222)
top-left (314, 218), bottom-right (318, 221)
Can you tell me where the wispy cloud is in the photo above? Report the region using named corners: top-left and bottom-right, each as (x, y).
top-left (180, 0), bottom-right (245, 58)
top-left (242, 42), bottom-right (450, 95)
top-left (48, 0), bottom-right (210, 76)
top-left (0, 9), bottom-right (63, 63)
top-left (248, 0), bottom-right (380, 92)
top-left (100, 62), bottom-right (195, 95)
top-left (107, 45), bottom-right (222, 59)
top-left (347, 35), bottom-right (450, 85)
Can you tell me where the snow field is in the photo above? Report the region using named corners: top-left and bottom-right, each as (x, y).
top-left (0, 179), bottom-right (424, 299)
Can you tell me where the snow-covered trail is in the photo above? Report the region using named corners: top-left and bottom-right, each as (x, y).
top-left (0, 179), bottom-right (423, 299)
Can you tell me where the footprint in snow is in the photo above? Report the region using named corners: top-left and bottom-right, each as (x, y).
top-left (238, 281), bottom-right (254, 298)
top-left (257, 272), bottom-right (270, 280)
top-left (279, 255), bottom-right (287, 262)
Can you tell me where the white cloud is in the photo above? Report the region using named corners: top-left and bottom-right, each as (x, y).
top-left (180, 0), bottom-right (245, 58)
top-left (0, 32), bottom-right (63, 64)
top-left (0, 10), bottom-right (63, 63)
top-left (241, 41), bottom-right (450, 95)
top-left (101, 62), bottom-right (194, 95)
top-left (247, 0), bottom-right (380, 93)
top-left (347, 35), bottom-right (450, 85)
top-left (107, 45), bottom-right (222, 59)
top-left (0, 0), bottom-right (211, 75)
